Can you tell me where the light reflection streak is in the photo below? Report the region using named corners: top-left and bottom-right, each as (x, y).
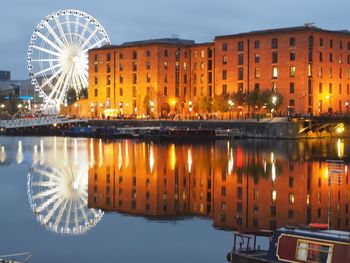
top-left (16, 140), bottom-right (23, 164)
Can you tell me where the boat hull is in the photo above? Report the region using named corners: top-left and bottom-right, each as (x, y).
top-left (227, 252), bottom-right (270, 263)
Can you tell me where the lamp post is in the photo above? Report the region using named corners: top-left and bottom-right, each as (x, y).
top-left (271, 96), bottom-right (277, 116)
top-left (228, 100), bottom-right (234, 120)
top-left (189, 100), bottom-right (193, 119)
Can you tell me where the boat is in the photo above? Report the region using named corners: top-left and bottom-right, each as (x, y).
top-left (62, 126), bottom-right (101, 137)
top-left (226, 225), bottom-right (350, 263)
top-left (99, 127), bottom-right (135, 139)
top-left (0, 252), bottom-right (33, 263)
top-left (159, 128), bottom-right (230, 141)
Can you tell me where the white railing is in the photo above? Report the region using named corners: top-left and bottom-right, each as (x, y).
top-left (0, 117), bottom-right (87, 129)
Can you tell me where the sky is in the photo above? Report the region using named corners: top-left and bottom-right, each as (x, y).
top-left (0, 0), bottom-right (349, 79)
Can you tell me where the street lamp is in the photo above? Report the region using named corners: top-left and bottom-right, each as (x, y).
top-left (228, 100), bottom-right (234, 119)
top-left (188, 100), bottom-right (193, 119)
top-left (271, 96), bottom-right (277, 116)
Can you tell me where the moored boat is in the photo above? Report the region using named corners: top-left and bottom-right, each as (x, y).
top-left (226, 225), bottom-right (350, 263)
top-left (159, 128), bottom-right (230, 141)
top-left (62, 126), bottom-right (101, 138)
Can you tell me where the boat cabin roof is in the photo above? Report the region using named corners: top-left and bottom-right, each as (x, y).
top-left (278, 227), bottom-right (350, 243)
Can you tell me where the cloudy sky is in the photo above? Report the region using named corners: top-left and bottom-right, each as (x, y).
top-left (0, 0), bottom-right (349, 79)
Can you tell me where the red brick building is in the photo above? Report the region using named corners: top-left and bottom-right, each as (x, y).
top-left (85, 25), bottom-right (350, 117)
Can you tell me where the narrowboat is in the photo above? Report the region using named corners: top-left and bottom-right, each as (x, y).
top-left (226, 225), bottom-right (350, 263)
top-left (159, 128), bottom-right (229, 141)
top-left (62, 126), bottom-right (101, 138)
top-left (99, 127), bottom-right (135, 139)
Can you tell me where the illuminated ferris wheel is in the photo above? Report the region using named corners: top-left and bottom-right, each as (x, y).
top-left (27, 163), bottom-right (104, 235)
top-left (27, 9), bottom-right (110, 112)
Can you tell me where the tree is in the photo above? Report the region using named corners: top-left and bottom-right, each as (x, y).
top-left (261, 90), bottom-right (283, 111)
top-left (142, 94), bottom-right (151, 115)
top-left (195, 96), bottom-right (212, 113)
top-left (232, 92), bottom-right (245, 106)
top-left (246, 90), bottom-right (263, 112)
top-left (78, 88), bottom-right (88, 99)
top-left (212, 95), bottom-right (229, 112)
top-left (66, 87), bottom-right (77, 105)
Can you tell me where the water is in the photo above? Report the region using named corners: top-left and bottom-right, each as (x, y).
top-left (0, 136), bottom-right (349, 262)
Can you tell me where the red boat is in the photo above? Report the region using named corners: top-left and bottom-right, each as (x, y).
top-left (227, 225), bottom-right (350, 263)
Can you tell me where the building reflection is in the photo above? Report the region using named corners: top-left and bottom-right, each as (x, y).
top-left (88, 139), bottom-right (350, 231)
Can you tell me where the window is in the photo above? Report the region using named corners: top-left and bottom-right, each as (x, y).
top-left (164, 49), bottom-right (168, 57)
top-left (133, 62), bottom-right (137, 71)
top-left (272, 51), bottom-right (278, 63)
top-left (290, 99), bottom-right (295, 106)
top-left (254, 83), bottom-right (260, 92)
top-left (272, 66), bottom-right (278, 78)
top-left (132, 73), bottom-right (137, 84)
top-left (119, 75), bottom-right (123, 84)
top-left (254, 40), bottom-right (260, 49)
top-left (255, 68), bottom-right (260, 78)
top-left (200, 62), bottom-right (204, 70)
top-left (289, 193), bottom-right (295, 204)
top-left (222, 84), bottom-right (227, 95)
top-left (222, 55), bottom-right (227, 64)
top-left (290, 51), bottom-right (296, 61)
top-left (255, 53), bottom-right (260, 63)
top-left (290, 37), bottom-right (296, 47)
top-left (319, 83), bottom-right (322, 93)
top-left (320, 38), bottom-right (324, 46)
top-left (329, 67), bottom-right (333, 78)
top-left (238, 41), bottom-right (244, 51)
top-left (329, 53), bottom-right (333, 62)
top-left (164, 61), bottom-right (168, 69)
top-left (290, 82), bottom-right (295, 93)
top-left (106, 87), bottom-right (110, 98)
top-left (238, 53), bottom-right (244, 65)
top-left (94, 89), bottom-right (98, 97)
top-left (94, 53), bottom-right (98, 61)
top-left (146, 50), bottom-right (151, 57)
top-left (238, 67), bottom-right (244, 80)
top-left (339, 83), bottom-right (342, 94)
top-left (183, 62), bottom-right (188, 71)
top-left (106, 76), bottom-right (111, 85)
top-left (222, 43), bottom-right (227, 51)
top-left (94, 76), bottom-right (98, 85)
top-left (106, 64), bottom-right (111, 73)
top-left (132, 50), bottom-right (137, 60)
top-left (163, 86), bottom-right (167, 96)
top-left (146, 73), bottom-right (151, 83)
top-left (272, 38), bottom-right (278, 48)
top-left (132, 86), bottom-right (136, 97)
top-left (330, 39), bottom-right (333, 48)
top-left (296, 240), bottom-right (333, 263)
top-left (329, 83), bottom-right (332, 93)
top-left (272, 190), bottom-right (277, 203)
top-left (290, 66), bottom-right (296, 77)
top-left (119, 87), bottom-right (123, 96)
top-left (106, 53), bottom-right (111, 61)
top-left (94, 65), bottom-right (98, 73)
top-left (119, 63), bottom-right (123, 71)
top-left (119, 52), bottom-right (123, 59)
top-left (200, 50), bottom-right (205, 58)
top-left (319, 52), bottom-right (323, 62)
top-left (222, 70), bottom-right (227, 80)
top-left (146, 61), bottom-right (151, 70)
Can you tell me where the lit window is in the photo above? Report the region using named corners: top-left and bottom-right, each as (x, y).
top-left (222, 55), bottom-right (227, 64)
top-left (288, 193), bottom-right (295, 204)
top-left (255, 68), bottom-right (260, 78)
top-left (296, 240), bottom-right (333, 262)
top-left (200, 50), bottom-right (205, 58)
top-left (272, 190), bottom-right (277, 203)
top-left (290, 66), bottom-right (296, 77)
top-left (272, 66), bottom-right (278, 78)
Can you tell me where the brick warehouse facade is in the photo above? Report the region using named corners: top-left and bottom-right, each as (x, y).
top-left (83, 25), bottom-right (350, 118)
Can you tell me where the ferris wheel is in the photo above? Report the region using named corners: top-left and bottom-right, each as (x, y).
top-left (27, 162), bottom-right (104, 235)
top-left (27, 9), bottom-right (111, 112)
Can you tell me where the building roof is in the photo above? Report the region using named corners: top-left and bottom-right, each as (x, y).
top-left (91, 38), bottom-right (195, 51)
top-left (215, 25), bottom-right (350, 39)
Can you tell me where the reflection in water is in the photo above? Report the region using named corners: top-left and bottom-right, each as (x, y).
top-left (88, 139), bottom-right (350, 231)
top-left (26, 138), bottom-right (104, 235)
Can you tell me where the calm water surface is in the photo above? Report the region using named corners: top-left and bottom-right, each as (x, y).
top-left (0, 136), bottom-right (349, 262)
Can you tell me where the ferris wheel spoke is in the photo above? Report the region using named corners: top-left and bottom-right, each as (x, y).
top-left (82, 37), bottom-right (107, 54)
top-left (32, 186), bottom-right (58, 200)
top-left (54, 16), bottom-right (69, 46)
top-left (54, 200), bottom-right (68, 229)
top-left (74, 199), bottom-right (79, 229)
top-left (35, 31), bottom-right (63, 53)
top-left (44, 67), bottom-right (69, 107)
top-left (73, 15), bottom-right (81, 44)
top-left (38, 67), bottom-right (64, 90)
top-left (65, 14), bottom-right (73, 43)
top-left (35, 193), bottom-right (59, 213)
top-left (31, 181), bottom-right (55, 187)
top-left (34, 63), bottom-right (62, 77)
top-left (77, 19), bottom-right (91, 46)
top-left (43, 197), bottom-right (64, 224)
top-left (80, 27), bottom-right (99, 50)
top-left (77, 198), bottom-right (89, 224)
top-left (43, 21), bottom-right (66, 48)
top-left (32, 168), bottom-right (59, 181)
top-left (65, 200), bottom-right (73, 230)
top-left (32, 45), bottom-right (61, 58)
top-left (31, 58), bottom-right (60, 62)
